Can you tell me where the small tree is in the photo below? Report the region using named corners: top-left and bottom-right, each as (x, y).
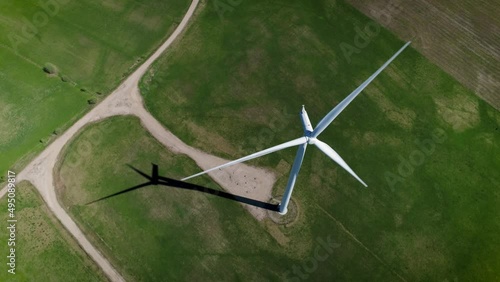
top-left (43, 63), bottom-right (58, 75)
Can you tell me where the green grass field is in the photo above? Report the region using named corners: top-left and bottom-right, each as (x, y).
top-left (129, 0), bottom-right (499, 280)
top-left (0, 181), bottom-right (106, 281)
top-left (0, 48), bottom-right (87, 180)
top-left (57, 116), bottom-right (430, 281)
top-left (0, 0), bottom-right (190, 180)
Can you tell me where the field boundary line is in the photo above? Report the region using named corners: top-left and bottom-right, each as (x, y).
top-left (317, 204), bottom-right (407, 282)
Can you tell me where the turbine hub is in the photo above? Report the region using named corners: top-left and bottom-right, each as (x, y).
top-left (307, 137), bottom-right (317, 145)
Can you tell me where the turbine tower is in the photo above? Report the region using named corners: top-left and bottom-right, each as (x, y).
top-left (183, 42), bottom-right (411, 214)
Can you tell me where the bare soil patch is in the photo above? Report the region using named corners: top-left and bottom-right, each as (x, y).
top-left (346, 0), bottom-right (500, 109)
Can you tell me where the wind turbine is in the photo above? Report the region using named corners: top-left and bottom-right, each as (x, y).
top-left (183, 42), bottom-right (411, 215)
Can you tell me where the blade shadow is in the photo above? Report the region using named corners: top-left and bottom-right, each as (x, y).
top-left (86, 182), bottom-right (152, 205)
top-left (157, 175), bottom-right (279, 212)
top-left (87, 164), bottom-right (279, 212)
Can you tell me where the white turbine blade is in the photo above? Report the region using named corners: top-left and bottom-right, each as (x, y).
top-left (279, 143), bottom-right (307, 214)
top-left (182, 137), bottom-right (307, 181)
top-left (314, 139), bottom-right (367, 187)
top-left (300, 105), bottom-right (313, 132)
top-left (312, 41), bottom-right (411, 138)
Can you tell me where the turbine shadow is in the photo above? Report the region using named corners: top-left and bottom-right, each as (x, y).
top-left (86, 164), bottom-right (280, 212)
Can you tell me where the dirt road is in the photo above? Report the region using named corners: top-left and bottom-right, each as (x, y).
top-left (1, 0), bottom-right (273, 281)
top-left (0, 0), bottom-right (279, 279)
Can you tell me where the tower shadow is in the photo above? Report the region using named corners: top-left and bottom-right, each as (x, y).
top-left (87, 164), bottom-right (280, 212)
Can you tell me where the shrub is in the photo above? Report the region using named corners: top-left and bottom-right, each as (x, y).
top-left (87, 99), bottom-right (96, 105)
top-left (60, 75), bottom-right (71, 83)
top-left (43, 63), bottom-right (58, 75)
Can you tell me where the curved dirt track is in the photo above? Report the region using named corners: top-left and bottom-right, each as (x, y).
top-left (3, 0), bottom-right (276, 281)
